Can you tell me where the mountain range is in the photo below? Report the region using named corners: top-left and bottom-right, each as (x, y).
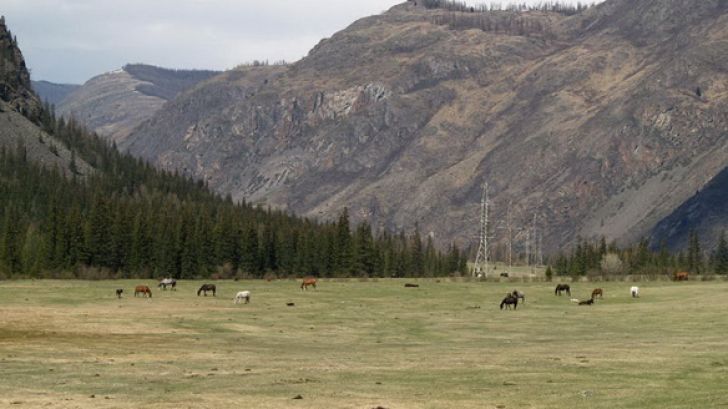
top-left (31, 0), bottom-right (728, 253)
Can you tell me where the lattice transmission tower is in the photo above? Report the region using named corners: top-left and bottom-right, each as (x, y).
top-left (473, 182), bottom-right (493, 278)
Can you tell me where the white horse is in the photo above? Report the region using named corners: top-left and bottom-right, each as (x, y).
top-left (234, 291), bottom-right (251, 304)
top-left (630, 286), bottom-right (640, 298)
top-left (158, 278), bottom-right (176, 291)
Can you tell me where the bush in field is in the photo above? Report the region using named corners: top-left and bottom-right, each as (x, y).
top-left (600, 253), bottom-right (624, 275)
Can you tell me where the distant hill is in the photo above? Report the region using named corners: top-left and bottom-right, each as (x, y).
top-left (55, 64), bottom-right (219, 144)
top-left (120, 0), bottom-right (728, 252)
top-left (31, 80), bottom-right (80, 105)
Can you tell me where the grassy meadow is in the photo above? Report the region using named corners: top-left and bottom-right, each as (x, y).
top-left (1, 279), bottom-right (727, 408)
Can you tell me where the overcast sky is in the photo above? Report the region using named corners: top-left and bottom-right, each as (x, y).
top-left (4, 0), bottom-right (598, 84)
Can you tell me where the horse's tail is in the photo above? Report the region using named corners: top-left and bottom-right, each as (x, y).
top-left (197, 287), bottom-right (202, 296)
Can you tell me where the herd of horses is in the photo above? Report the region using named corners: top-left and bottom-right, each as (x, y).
top-left (500, 283), bottom-right (642, 310)
top-left (116, 277), bottom-right (320, 302)
top-left (116, 273), bottom-right (689, 310)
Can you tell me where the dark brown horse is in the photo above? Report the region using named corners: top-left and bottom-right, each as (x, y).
top-left (115, 289), bottom-right (124, 299)
top-left (197, 284), bottom-right (216, 296)
top-left (591, 288), bottom-right (603, 299)
top-left (500, 294), bottom-right (518, 310)
top-left (555, 284), bottom-right (571, 296)
top-left (301, 277), bottom-right (317, 291)
top-left (674, 271), bottom-right (689, 281)
top-left (134, 285), bottom-right (152, 298)
top-left (579, 298), bottom-right (594, 306)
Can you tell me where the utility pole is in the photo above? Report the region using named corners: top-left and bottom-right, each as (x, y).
top-left (506, 201), bottom-right (513, 274)
top-left (473, 183), bottom-right (492, 278)
top-left (531, 213), bottom-right (537, 273)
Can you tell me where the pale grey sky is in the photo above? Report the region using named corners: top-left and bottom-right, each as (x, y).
top-left (3, 0), bottom-right (600, 84)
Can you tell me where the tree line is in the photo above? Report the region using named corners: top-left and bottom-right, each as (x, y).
top-left (0, 104), bottom-right (468, 279)
top-left (420, 0), bottom-right (593, 15)
top-left (548, 232), bottom-right (728, 277)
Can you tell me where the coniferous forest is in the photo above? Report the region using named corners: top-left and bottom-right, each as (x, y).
top-left (0, 104), bottom-right (469, 279)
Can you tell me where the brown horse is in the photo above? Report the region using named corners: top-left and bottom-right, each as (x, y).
top-left (301, 277), bottom-right (317, 290)
top-left (591, 288), bottom-right (603, 299)
top-left (674, 271), bottom-right (689, 281)
top-left (134, 285), bottom-right (152, 298)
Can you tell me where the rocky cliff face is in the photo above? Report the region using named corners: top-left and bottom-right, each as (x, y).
top-left (122, 0), bottom-right (728, 251)
top-left (56, 64), bottom-right (219, 144)
top-left (0, 16), bottom-right (91, 176)
top-left (0, 16), bottom-right (42, 121)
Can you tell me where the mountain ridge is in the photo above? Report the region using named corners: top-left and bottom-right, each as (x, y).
top-left (120, 0), bottom-right (728, 251)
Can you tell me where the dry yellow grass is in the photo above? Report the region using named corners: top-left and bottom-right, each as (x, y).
top-left (1, 279), bottom-right (728, 408)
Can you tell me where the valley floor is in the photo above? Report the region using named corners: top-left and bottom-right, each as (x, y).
top-left (1, 279), bottom-right (727, 408)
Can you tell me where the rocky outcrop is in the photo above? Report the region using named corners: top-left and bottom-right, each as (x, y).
top-left (0, 16), bottom-right (41, 121)
top-left (122, 0), bottom-right (728, 251)
top-left (0, 16), bottom-right (91, 176)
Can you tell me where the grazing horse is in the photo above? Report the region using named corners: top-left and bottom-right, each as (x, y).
top-left (578, 298), bottom-right (594, 306)
top-left (404, 283), bottom-right (420, 288)
top-left (115, 289), bottom-right (124, 299)
top-left (631, 286), bottom-right (640, 298)
top-left (134, 285), bottom-right (152, 298)
top-left (674, 271), bottom-right (689, 281)
top-left (301, 277), bottom-right (317, 291)
top-left (233, 291), bottom-right (251, 304)
top-left (554, 284), bottom-right (571, 296)
top-left (512, 290), bottom-right (525, 303)
top-left (500, 294), bottom-right (518, 310)
top-left (500, 272), bottom-right (509, 278)
top-left (197, 284), bottom-right (216, 297)
top-left (591, 288), bottom-right (603, 299)
top-left (158, 278), bottom-right (176, 291)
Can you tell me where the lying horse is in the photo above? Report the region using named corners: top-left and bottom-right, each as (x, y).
top-left (233, 291), bottom-right (250, 304)
top-left (301, 277), bottom-right (317, 291)
top-left (591, 288), bottom-right (603, 299)
top-left (674, 271), bottom-right (689, 281)
top-left (158, 278), bottom-right (176, 291)
top-left (631, 286), bottom-right (640, 298)
top-left (578, 298), bottom-right (594, 306)
top-left (116, 289), bottom-right (124, 299)
top-left (134, 285), bottom-right (152, 298)
top-left (555, 284), bottom-right (571, 296)
top-left (197, 284), bottom-right (216, 297)
top-left (512, 290), bottom-right (525, 303)
top-left (500, 294), bottom-right (518, 310)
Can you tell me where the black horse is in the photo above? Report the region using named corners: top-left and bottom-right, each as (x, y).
top-left (500, 294), bottom-right (518, 310)
top-left (197, 284), bottom-right (216, 297)
top-left (578, 298), bottom-right (594, 306)
top-left (115, 289), bottom-right (123, 299)
top-left (554, 284), bottom-right (571, 296)
top-left (512, 290), bottom-right (525, 303)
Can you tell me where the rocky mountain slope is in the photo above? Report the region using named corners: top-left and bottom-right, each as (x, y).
top-left (122, 0), bottom-right (728, 251)
top-left (56, 64), bottom-right (218, 144)
top-left (0, 16), bottom-right (90, 176)
top-left (31, 80), bottom-right (79, 105)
